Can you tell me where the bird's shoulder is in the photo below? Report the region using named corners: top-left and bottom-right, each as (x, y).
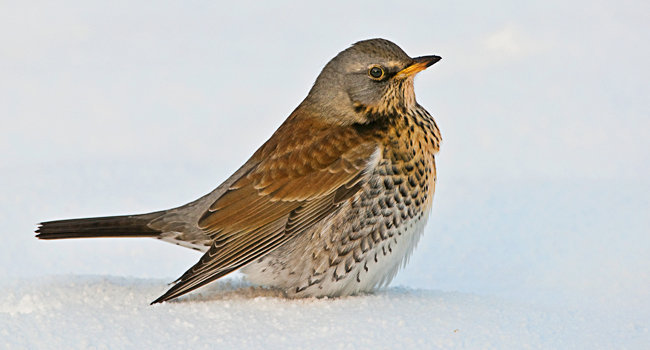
top-left (197, 110), bottom-right (386, 233)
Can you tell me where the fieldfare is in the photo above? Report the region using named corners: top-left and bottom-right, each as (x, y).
top-left (36, 38), bottom-right (442, 304)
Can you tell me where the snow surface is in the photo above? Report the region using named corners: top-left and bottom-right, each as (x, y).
top-left (1, 276), bottom-right (645, 350)
top-left (1, 1), bottom-right (649, 349)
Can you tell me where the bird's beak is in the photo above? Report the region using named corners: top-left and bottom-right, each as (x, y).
top-left (395, 55), bottom-right (441, 79)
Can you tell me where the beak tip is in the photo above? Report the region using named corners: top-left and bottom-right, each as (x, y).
top-left (422, 55), bottom-right (442, 67)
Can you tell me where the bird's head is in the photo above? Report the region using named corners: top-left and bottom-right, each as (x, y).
top-left (302, 38), bottom-right (441, 125)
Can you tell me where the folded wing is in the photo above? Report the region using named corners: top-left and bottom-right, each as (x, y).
top-left (152, 117), bottom-right (378, 303)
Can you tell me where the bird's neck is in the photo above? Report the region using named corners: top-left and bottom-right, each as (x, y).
top-left (354, 104), bottom-right (442, 155)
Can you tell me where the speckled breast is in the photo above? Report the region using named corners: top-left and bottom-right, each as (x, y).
top-left (243, 106), bottom-right (441, 297)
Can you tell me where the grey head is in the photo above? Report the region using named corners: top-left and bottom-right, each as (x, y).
top-left (301, 38), bottom-right (441, 125)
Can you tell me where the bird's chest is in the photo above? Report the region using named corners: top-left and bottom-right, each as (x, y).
top-left (243, 114), bottom-right (440, 296)
top-left (338, 141), bottom-right (437, 286)
top-left (365, 117), bottom-right (439, 232)
top-left (297, 136), bottom-right (437, 296)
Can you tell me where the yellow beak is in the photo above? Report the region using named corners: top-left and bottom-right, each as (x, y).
top-left (395, 55), bottom-right (441, 79)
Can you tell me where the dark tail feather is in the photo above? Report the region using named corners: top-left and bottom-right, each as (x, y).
top-left (36, 213), bottom-right (163, 240)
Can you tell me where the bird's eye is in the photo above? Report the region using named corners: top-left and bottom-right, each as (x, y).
top-left (368, 66), bottom-right (385, 80)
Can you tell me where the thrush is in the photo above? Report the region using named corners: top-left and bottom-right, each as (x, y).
top-left (36, 38), bottom-right (442, 304)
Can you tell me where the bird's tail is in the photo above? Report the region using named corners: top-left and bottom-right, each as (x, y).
top-left (36, 212), bottom-right (164, 240)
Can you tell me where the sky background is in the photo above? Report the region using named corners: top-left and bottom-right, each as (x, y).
top-left (0, 1), bottom-right (648, 347)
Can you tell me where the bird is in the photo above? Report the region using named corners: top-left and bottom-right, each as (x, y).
top-left (36, 38), bottom-right (442, 304)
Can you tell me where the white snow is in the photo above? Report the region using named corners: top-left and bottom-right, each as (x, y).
top-left (2, 276), bottom-right (645, 350)
top-left (1, 1), bottom-right (649, 349)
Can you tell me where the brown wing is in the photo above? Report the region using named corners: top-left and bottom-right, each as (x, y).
top-left (152, 116), bottom-right (378, 303)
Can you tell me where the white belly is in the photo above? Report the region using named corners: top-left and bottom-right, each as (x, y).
top-left (242, 210), bottom-right (430, 297)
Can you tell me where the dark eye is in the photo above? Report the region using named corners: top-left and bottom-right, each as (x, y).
top-left (368, 66), bottom-right (385, 80)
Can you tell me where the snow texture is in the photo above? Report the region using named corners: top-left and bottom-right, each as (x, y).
top-left (1, 1), bottom-right (649, 349)
top-left (0, 276), bottom-right (645, 350)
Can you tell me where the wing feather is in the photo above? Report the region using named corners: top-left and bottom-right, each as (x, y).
top-left (152, 115), bottom-right (379, 303)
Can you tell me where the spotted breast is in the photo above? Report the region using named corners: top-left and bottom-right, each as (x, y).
top-left (242, 105), bottom-right (441, 296)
